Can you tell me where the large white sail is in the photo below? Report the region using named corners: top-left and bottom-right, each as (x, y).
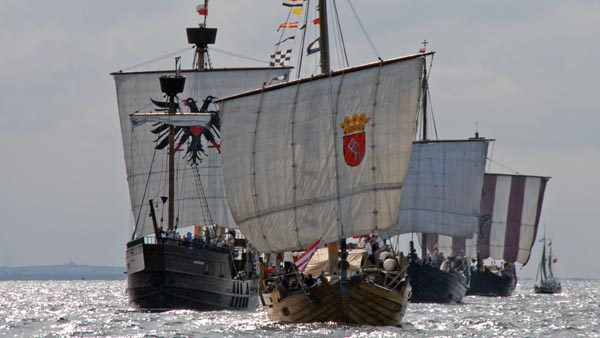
top-left (114, 68), bottom-right (290, 238)
top-left (218, 55), bottom-right (425, 253)
top-left (396, 139), bottom-right (489, 240)
top-left (464, 173), bottom-right (549, 265)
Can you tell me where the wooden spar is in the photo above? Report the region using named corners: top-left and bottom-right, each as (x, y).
top-left (149, 199), bottom-right (161, 242)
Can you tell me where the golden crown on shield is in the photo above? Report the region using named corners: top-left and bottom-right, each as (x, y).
top-left (340, 113), bottom-right (370, 135)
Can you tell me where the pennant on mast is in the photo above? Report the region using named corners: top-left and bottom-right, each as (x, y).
top-left (277, 21), bottom-right (299, 31)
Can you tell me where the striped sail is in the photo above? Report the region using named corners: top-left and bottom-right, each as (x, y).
top-left (440, 173), bottom-right (549, 264)
top-left (218, 55), bottom-right (426, 253)
top-left (113, 68), bottom-right (290, 238)
top-left (395, 139), bottom-right (489, 241)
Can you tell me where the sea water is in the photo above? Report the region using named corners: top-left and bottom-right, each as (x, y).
top-left (1, 279), bottom-right (598, 337)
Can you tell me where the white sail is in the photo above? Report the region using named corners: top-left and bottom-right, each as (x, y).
top-left (464, 173), bottom-right (549, 265)
top-left (113, 68), bottom-right (290, 238)
top-left (218, 55), bottom-right (425, 253)
top-left (396, 139), bottom-right (489, 239)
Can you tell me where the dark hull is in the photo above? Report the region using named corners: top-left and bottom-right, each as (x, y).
top-left (467, 269), bottom-right (516, 297)
top-left (534, 281), bottom-right (562, 294)
top-left (407, 262), bottom-right (468, 303)
top-left (126, 239), bottom-right (258, 311)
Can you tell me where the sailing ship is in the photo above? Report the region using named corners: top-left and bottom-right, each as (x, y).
top-left (391, 49), bottom-right (489, 303)
top-left (534, 237), bottom-right (562, 294)
top-left (463, 173), bottom-right (550, 297)
top-left (395, 136), bottom-right (489, 303)
top-left (112, 5), bottom-right (290, 310)
top-left (215, 0), bottom-right (426, 325)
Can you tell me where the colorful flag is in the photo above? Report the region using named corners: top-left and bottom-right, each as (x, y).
top-left (292, 8), bottom-right (303, 15)
top-left (270, 49), bottom-right (292, 67)
top-left (196, 4), bottom-right (208, 16)
top-left (294, 239), bottom-right (321, 272)
top-left (307, 38), bottom-right (320, 55)
top-left (282, 0), bottom-right (304, 7)
top-left (275, 35), bottom-right (296, 46)
top-left (552, 258), bottom-right (558, 263)
top-left (277, 21), bottom-right (299, 31)
top-left (313, 18), bottom-right (321, 25)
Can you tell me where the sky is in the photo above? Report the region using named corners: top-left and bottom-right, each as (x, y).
top-left (1, 1), bottom-right (598, 279)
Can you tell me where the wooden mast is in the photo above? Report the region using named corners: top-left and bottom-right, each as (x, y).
top-left (158, 58), bottom-right (186, 232)
top-left (420, 40), bottom-right (429, 261)
top-left (168, 96), bottom-right (176, 231)
top-left (318, 0), bottom-right (339, 276)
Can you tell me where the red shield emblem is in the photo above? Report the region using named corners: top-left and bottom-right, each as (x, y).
top-left (343, 132), bottom-right (366, 167)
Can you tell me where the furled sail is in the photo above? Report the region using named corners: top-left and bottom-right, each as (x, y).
top-left (462, 173), bottom-right (549, 265)
top-left (218, 55), bottom-right (426, 253)
top-left (113, 68), bottom-right (290, 239)
top-left (395, 139), bottom-right (489, 243)
top-left (130, 112), bottom-right (213, 127)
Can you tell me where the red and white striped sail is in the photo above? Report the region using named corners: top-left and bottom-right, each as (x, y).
top-left (443, 173), bottom-right (549, 265)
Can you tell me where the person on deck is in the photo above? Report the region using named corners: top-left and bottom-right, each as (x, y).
top-left (226, 230), bottom-right (235, 247)
top-left (365, 238), bottom-right (375, 265)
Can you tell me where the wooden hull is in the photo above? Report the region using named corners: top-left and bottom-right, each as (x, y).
top-left (126, 240), bottom-right (258, 311)
top-left (261, 279), bottom-right (411, 326)
top-left (407, 262), bottom-right (468, 303)
top-left (467, 269), bottom-right (516, 297)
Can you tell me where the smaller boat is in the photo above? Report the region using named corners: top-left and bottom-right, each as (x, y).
top-left (463, 173), bottom-right (550, 297)
top-left (534, 237), bottom-right (562, 294)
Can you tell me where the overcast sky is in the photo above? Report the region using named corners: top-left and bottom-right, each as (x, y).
top-left (1, 1), bottom-right (598, 279)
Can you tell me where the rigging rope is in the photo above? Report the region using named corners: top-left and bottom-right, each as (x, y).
top-left (347, 0), bottom-right (381, 60)
top-left (486, 156), bottom-right (521, 175)
top-left (332, 0), bottom-right (349, 68)
top-left (209, 47), bottom-right (269, 65)
top-left (118, 47), bottom-right (195, 72)
top-left (132, 146), bottom-right (158, 240)
top-left (296, 0), bottom-right (312, 78)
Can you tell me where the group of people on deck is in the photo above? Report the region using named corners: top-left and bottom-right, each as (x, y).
top-left (356, 234), bottom-right (390, 266)
top-left (158, 226), bottom-right (236, 249)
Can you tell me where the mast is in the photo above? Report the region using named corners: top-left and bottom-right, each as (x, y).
top-left (186, 0), bottom-right (217, 71)
top-left (419, 40), bottom-right (429, 260)
top-left (318, 0), bottom-right (330, 74)
top-left (541, 238), bottom-right (548, 281)
top-left (318, 0), bottom-right (339, 276)
top-left (168, 96), bottom-right (176, 230)
top-left (159, 58), bottom-right (186, 231)
top-left (547, 240), bottom-right (554, 278)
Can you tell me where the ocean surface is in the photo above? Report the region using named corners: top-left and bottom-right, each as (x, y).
top-left (1, 279), bottom-right (598, 337)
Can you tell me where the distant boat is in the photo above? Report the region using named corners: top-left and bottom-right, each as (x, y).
top-left (112, 3), bottom-right (289, 311)
top-left (215, 0), bottom-right (426, 324)
top-left (465, 173), bottom-right (550, 297)
top-left (534, 237), bottom-right (562, 294)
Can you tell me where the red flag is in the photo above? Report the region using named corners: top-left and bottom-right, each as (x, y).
top-left (313, 18), bottom-right (320, 25)
top-left (196, 4), bottom-right (208, 16)
top-left (294, 239), bottom-right (321, 272)
top-left (552, 258), bottom-right (558, 263)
